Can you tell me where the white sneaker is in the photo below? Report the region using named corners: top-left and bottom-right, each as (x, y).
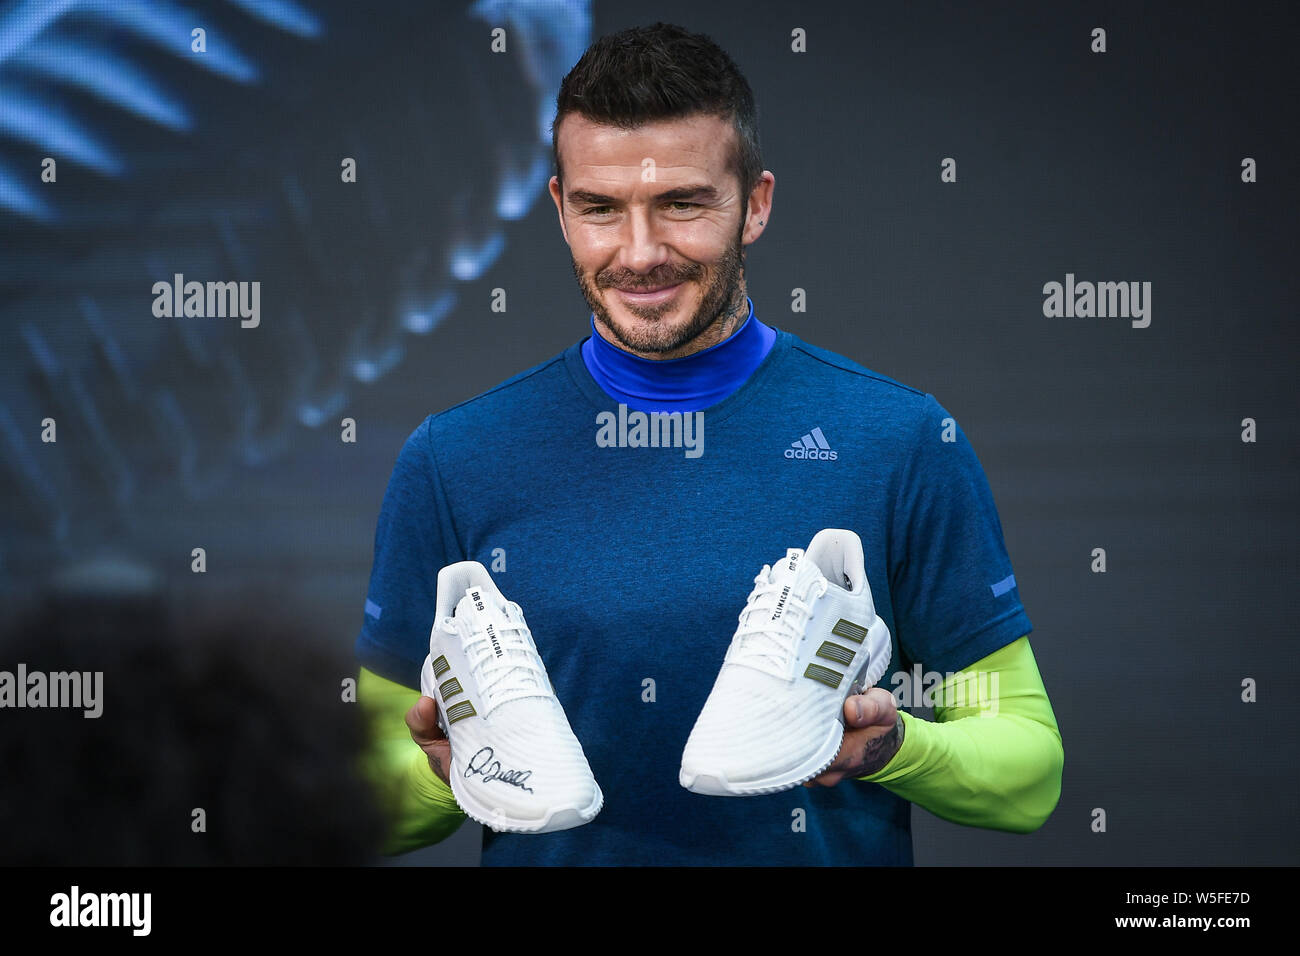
top-left (420, 561), bottom-right (603, 832)
top-left (679, 529), bottom-right (893, 796)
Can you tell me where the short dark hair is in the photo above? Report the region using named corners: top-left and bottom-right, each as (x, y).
top-left (552, 22), bottom-right (763, 203)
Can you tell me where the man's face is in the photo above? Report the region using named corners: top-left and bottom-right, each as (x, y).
top-left (549, 113), bottom-right (772, 358)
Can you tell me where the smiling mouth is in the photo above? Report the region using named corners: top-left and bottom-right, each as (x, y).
top-left (617, 283), bottom-right (680, 293)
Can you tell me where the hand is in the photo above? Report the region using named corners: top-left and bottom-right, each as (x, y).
top-left (405, 695), bottom-right (452, 786)
top-left (803, 688), bottom-right (903, 787)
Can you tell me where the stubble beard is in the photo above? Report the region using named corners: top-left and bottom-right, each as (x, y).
top-left (575, 223), bottom-right (748, 357)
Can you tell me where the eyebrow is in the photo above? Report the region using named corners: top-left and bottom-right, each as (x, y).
top-left (566, 184), bottom-right (720, 206)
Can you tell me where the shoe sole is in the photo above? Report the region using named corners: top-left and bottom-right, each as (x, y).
top-left (680, 644), bottom-right (884, 797)
top-left (681, 719), bottom-right (845, 796)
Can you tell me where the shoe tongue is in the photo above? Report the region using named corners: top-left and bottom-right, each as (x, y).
top-left (766, 548), bottom-right (824, 618)
top-left (455, 586), bottom-right (543, 691)
top-left (455, 585), bottom-right (507, 627)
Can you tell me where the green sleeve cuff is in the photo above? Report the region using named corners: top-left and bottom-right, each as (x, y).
top-left (359, 667), bottom-right (467, 855)
top-left (854, 635), bottom-right (1064, 833)
top-left (859, 709), bottom-right (927, 783)
top-left (402, 736), bottom-right (463, 811)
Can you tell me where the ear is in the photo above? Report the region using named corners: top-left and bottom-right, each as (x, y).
top-left (548, 175), bottom-right (570, 246)
top-left (741, 171), bottom-right (775, 246)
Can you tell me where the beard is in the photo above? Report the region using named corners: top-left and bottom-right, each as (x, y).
top-left (572, 218), bottom-right (747, 356)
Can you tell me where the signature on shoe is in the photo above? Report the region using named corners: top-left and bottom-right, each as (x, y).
top-left (465, 747), bottom-right (535, 793)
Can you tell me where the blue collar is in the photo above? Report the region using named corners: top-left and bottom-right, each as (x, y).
top-left (580, 297), bottom-right (777, 413)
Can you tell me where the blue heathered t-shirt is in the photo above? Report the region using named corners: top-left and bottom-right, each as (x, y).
top-left (355, 325), bottom-right (1032, 866)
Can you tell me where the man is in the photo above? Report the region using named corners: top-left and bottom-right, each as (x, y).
top-left (355, 22), bottom-right (1063, 865)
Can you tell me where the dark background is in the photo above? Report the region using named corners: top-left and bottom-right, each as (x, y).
top-left (1, 0), bottom-right (1296, 865)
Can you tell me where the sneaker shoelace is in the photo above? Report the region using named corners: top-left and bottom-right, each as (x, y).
top-left (728, 567), bottom-right (828, 676)
top-left (444, 601), bottom-right (551, 713)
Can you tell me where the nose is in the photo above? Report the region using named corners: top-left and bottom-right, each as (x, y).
top-left (615, 205), bottom-right (671, 279)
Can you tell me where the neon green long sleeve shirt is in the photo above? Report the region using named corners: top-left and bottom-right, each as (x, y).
top-left (358, 633), bottom-right (1063, 855)
top-left (358, 667), bottom-right (467, 853)
top-left (859, 635), bottom-right (1064, 833)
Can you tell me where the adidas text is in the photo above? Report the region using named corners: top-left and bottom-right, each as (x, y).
top-left (785, 447), bottom-right (838, 461)
top-left (787, 427), bottom-right (837, 461)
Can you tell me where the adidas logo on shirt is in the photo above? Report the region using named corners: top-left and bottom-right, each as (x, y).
top-left (785, 426), bottom-right (838, 461)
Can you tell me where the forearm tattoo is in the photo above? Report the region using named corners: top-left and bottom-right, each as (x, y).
top-left (850, 713), bottom-right (905, 777)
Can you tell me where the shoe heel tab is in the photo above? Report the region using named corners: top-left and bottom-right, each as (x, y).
top-left (436, 560), bottom-right (486, 586)
top-left (806, 528), bottom-right (866, 592)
